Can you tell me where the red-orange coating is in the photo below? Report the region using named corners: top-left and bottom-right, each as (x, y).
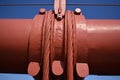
top-left (0, 15), bottom-right (120, 80)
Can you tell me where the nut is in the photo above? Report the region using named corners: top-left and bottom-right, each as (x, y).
top-left (75, 8), bottom-right (81, 14)
top-left (39, 8), bottom-right (46, 14)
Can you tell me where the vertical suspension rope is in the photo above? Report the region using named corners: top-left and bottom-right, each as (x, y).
top-left (50, 11), bottom-right (54, 79)
top-left (67, 10), bottom-right (74, 80)
top-left (64, 10), bottom-right (68, 80)
top-left (42, 10), bottom-right (54, 80)
top-left (72, 12), bottom-right (77, 68)
top-left (41, 12), bottom-right (47, 65)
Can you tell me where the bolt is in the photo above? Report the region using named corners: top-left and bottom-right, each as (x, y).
top-left (75, 8), bottom-right (81, 14)
top-left (39, 8), bottom-right (46, 14)
top-left (57, 14), bottom-right (62, 20)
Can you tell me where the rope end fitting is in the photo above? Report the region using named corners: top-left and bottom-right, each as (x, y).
top-left (54, 0), bottom-right (66, 20)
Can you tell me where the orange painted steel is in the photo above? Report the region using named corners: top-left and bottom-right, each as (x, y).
top-left (0, 19), bottom-right (32, 73)
top-left (0, 11), bottom-right (120, 80)
top-left (86, 20), bottom-right (120, 75)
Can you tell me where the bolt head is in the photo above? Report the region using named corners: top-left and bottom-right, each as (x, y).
top-left (57, 14), bottom-right (62, 20)
top-left (39, 8), bottom-right (46, 14)
top-left (75, 8), bottom-right (81, 14)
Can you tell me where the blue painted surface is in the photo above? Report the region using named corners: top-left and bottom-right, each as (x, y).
top-left (0, 0), bottom-right (120, 4)
top-left (0, 6), bottom-right (120, 19)
top-left (85, 75), bottom-right (120, 80)
top-left (0, 0), bottom-right (120, 80)
top-left (0, 0), bottom-right (120, 19)
top-left (0, 73), bottom-right (120, 80)
top-left (0, 73), bottom-right (34, 80)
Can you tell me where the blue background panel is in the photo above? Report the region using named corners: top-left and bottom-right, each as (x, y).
top-left (0, 6), bottom-right (120, 19)
top-left (0, 0), bottom-right (120, 19)
top-left (0, 73), bottom-right (120, 80)
top-left (0, 6), bottom-right (53, 18)
top-left (0, 74), bottom-right (34, 80)
top-left (0, 0), bottom-right (120, 4)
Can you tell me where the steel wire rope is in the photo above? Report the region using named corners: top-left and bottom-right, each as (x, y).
top-left (42, 10), bottom-right (54, 80)
top-left (67, 11), bottom-right (74, 80)
top-left (64, 10), bottom-right (68, 80)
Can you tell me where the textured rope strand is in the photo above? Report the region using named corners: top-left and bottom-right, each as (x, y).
top-left (67, 10), bottom-right (74, 80)
top-left (42, 11), bottom-right (53, 80)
